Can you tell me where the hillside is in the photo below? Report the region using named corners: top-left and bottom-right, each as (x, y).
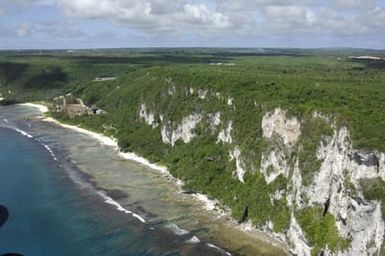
top-left (1, 48), bottom-right (385, 255)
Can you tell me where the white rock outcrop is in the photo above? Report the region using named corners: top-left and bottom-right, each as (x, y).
top-left (161, 123), bottom-right (172, 144)
top-left (229, 146), bottom-right (246, 183)
top-left (261, 150), bottom-right (290, 184)
top-left (287, 214), bottom-right (312, 256)
top-left (302, 127), bottom-right (385, 256)
top-left (261, 108), bottom-right (300, 184)
top-left (161, 113), bottom-right (202, 146)
top-left (217, 121), bottom-right (233, 144)
top-left (270, 189), bottom-right (285, 204)
top-left (262, 108), bottom-right (301, 146)
top-left (139, 103), bottom-right (158, 128)
top-left (287, 159), bottom-right (304, 208)
top-left (227, 97), bottom-right (233, 106)
top-left (261, 108), bottom-right (385, 255)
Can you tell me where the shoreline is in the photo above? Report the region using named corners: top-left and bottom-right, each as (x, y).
top-left (22, 102), bottom-right (290, 254)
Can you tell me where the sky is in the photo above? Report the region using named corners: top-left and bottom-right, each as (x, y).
top-left (0, 0), bottom-right (384, 49)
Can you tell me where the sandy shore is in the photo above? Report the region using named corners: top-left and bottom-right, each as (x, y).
top-left (23, 102), bottom-right (290, 254)
top-left (20, 103), bottom-right (49, 113)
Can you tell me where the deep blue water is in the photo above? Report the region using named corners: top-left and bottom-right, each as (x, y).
top-left (0, 127), bottom-right (164, 256)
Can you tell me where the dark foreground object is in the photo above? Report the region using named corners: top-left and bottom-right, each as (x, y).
top-left (0, 205), bottom-right (8, 228)
top-left (0, 204), bottom-right (23, 256)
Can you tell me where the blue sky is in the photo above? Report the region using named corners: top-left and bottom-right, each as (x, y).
top-left (0, 0), bottom-right (384, 49)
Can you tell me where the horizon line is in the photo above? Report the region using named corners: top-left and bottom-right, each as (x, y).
top-left (0, 46), bottom-right (384, 52)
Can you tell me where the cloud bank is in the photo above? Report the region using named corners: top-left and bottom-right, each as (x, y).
top-left (0, 0), bottom-right (384, 48)
top-left (52, 0), bottom-right (385, 38)
top-left (56, 0), bottom-right (232, 32)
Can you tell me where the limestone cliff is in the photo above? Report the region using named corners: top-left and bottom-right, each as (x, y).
top-left (138, 87), bottom-right (385, 256)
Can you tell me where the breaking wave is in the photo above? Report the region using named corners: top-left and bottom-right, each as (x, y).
top-left (206, 243), bottom-right (232, 256)
top-left (96, 190), bottom-right (146, 223)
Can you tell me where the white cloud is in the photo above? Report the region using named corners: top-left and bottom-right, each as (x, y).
top-left (54, 0), bottom-right (385, 39)
top-left (182, 4), bottom-right (230, 28)
top-left (9, 0), bottom-right (385, 40)
top-left (354, 6), bottom-right (385, 33)
top-left (2, 0), bottom-right (385, 48)
top-left (264, 5), bottom-right (317, 28)
top-left (55, 0), bottom-right (232, 32)
top-left (217, 0), bottom-right (318, 11)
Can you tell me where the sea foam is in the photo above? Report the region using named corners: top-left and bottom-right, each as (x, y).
top-left (206, 243), bottom-right (232, 256)
top-left (41, 143), bottom-right (58, 161)
top-left (96, 190), bottom-right (146, 223)
top-left (14, 127), bottom-right (33, 138)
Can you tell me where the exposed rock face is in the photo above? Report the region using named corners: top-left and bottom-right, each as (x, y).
top-left (161, 124), bottom-right (172, 144)
top-left (287, 159), bottom-right (304, 208)
top-left (261, 109), bottom-right (300, 184)
top-left (161, 113), bottom-right (202, 146)
top-left (139, 102), bottom-right (385, 255)
top-left (261, 108), bottom-right (385, 255)
top-left (287, 214), bottom-right (313, 256)
top-left (139, 103), bottom-right (158, 128)
top-left (217, 121), bottom-right (233, 144)
top-left (302, 127), bottom-right (385, 256)
top-left (304, 128), bottom-right (351, 208)
top-left (352, 152), bottom-right (379, 168)
top-left (262, 108), bottom-right (301, 146)
top-left (229, 146), bottom-right (247, 183)
top-left (270, 189), bottom-right (285, 204)
top-left (340, 200), bottom-right (384, 256)
top-left (261, 150), bottom-right (290, 184)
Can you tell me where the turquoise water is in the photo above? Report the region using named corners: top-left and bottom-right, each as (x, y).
top-left (0, 127), bottom-right (158, 255)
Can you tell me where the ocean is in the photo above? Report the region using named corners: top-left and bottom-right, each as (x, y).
top-left (0, 104), bottom-right (285, 256)
top-left (0, 126), bottom-right (160, 255)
